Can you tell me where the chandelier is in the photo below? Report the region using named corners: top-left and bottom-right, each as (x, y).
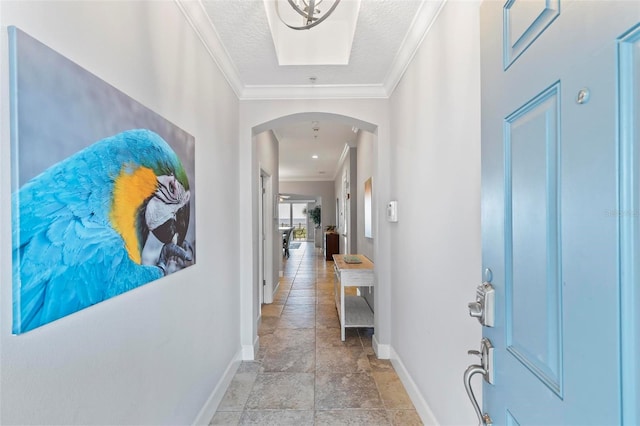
top-left (276, 0), bottom-right (341, 30)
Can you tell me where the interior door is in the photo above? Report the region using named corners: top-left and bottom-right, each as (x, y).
top-left (480, 1), bottom-right (640, 424)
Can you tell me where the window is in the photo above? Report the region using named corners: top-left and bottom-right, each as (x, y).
top-left (278, 202), bottom-right (309, 241)
top-left (278, 203), bottom-right (291, 227)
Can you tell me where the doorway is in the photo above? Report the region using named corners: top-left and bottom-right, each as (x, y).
top-left (240, 109), bottom-right (391, 360)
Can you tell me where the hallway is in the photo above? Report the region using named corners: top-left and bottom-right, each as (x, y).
top-left (210, 242), bottom-right (422, 425)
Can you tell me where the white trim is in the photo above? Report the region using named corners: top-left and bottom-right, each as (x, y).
top-left (191, 349), bottom-right (242, 426)
top-left (383, 0), bottom-right (447, 96)
top-left (390, 346), bottom-right (440, 426)
top-left (242, 333), bottom-right (260, 360)
top-left (279, 177), bottom-right (336, 183)
top-left (241, 84), bottom-right (388, 100)
top-left (372, 334), bottom-right (390, 359)
top-left (332, 143), bottom-right (352, 181)
top-left (174, 0), bottom-right (244, 98)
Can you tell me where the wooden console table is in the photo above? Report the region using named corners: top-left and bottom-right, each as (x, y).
top-left (332, 254), bottom-right (374, 341)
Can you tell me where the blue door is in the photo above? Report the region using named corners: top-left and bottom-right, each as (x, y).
top-left (479, 1), bottom-right (640, 424)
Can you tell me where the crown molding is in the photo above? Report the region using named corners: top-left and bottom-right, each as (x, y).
top-left (174, 0), bottom-right (244, 98)
top-left (279, 177), bottom-right (336, 182)
top-left (176, 0), bottom-right (446, 101)
top-left (241, 84), bottom-right (388, 100)
top-left (383, 0), bottom-right (447, 96)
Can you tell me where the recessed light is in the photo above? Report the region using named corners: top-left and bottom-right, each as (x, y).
top-left (312, 155), bottom-right (319, 159)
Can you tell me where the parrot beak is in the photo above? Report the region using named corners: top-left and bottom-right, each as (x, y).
top-left (152, 202), bottom-right (190, 245)
top-left (145, 174), bottom-right (191, 245)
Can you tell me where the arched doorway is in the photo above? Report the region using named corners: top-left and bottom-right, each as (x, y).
top-left (238, 102), bottom-right (393, 361)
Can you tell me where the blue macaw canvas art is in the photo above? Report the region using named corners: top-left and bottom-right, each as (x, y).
top-left (9, 27), bottom-right (196, 334)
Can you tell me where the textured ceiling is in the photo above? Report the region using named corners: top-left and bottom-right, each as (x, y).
top-left (180, 0), bottom-right (443, 180)
top-left (202, 0), bottom-right (423, 87)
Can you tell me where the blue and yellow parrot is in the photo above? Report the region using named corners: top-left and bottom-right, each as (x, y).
top-left (12, 129), bottom-right (194, 334)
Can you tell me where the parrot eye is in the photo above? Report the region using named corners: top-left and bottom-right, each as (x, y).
top-left (155, 174), bottom-right (187, 205)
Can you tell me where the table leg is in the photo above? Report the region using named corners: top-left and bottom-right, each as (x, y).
top-left (341, 285), bottom-right (345, 341)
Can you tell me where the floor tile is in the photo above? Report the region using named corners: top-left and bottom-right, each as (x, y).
top-left (315, 409), bottom-right (391, 425)
top-left (278, 312), bottom-right (316, 328)
top-left (286, 296), bottom-right (317, 305)
top-left (258, 317), bottom-right (280, 336)
top-left (245, 373), bottom-right (315, 410)
top-left (367, 355), bottom-right (394, 371)
top-left (239, 409), bottom-right (315, 425)
top-left (388, 409), bottom-right (424, 425)
top-left (315, 372), bottom-right (383, 409)
top-left (316, 327), bottom-right (361, 348)
top-left (261, 304), bottom-right (284, 317)
top-left (237, 361), bottom-right (263, 374)
top-left (262, 346), bottom-right (315, 372)
top-left (316, 346), bottom-right (370, 373)
top-left (209, 411), bottom-right (241, 425)
top-left (258, 316), bottom-right (279, 335)
top-left (372, 371), bottom-right (415, 409)
top-left (217, 371), bottom-right (259, 411)
top-left (212, 242), bottom-right (421, 425)
top-left (289, 289), bottom-right (316, 297)
top-left (282, 304), bottom-right (316, 315)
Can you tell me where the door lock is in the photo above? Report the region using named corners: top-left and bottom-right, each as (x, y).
top-left (468, 282), bottom-right (495, 327)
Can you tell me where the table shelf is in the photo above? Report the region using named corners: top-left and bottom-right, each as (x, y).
top-left (343, 295), bottom-right (374, 327)
top-left (332, 254), bottom-right (375, 341)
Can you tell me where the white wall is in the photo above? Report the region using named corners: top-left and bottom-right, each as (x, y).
top-left (388, 1), bottom-right (482, 424)
top-left (1, 2), bottom-right (240, 424)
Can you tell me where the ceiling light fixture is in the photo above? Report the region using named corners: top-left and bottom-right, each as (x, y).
top-left (312, 155), bottom-right (319, 159)
top-left (276, 0), bottom-right (341, 30)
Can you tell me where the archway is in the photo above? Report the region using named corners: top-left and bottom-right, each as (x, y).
top-left (238, 101), bottom-right (393, 361)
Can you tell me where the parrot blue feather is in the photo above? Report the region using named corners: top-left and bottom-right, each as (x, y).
top-left (13, 129), bottom-right (184, 333)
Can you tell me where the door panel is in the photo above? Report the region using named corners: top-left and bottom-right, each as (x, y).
top-left (481, 1), bottom-right (640, 424)
top-left (505, 82), bottom-right (562, 397)
top-left (504, 0), bottom-right (560, 69)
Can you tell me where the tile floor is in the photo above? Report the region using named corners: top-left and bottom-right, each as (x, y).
top-left (210, 242), bottom-right (423, 425)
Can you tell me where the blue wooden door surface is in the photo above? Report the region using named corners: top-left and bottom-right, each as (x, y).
top-left (480, 1), bottom-right (640, 424)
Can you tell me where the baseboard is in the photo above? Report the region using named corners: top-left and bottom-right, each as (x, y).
top-left (242, 333), bottom-right (259, 360)
top-left (372, 334), bottom-right (391, 359)
top-left (191, 349), bottom-right (242, 425)
top-left (390, 346), bottom-right (440, 426)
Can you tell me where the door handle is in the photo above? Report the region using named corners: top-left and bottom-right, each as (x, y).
top-left (464, 338), bottom-right (494, 426)
top-left (464, 363), bottom-right (490, 426)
